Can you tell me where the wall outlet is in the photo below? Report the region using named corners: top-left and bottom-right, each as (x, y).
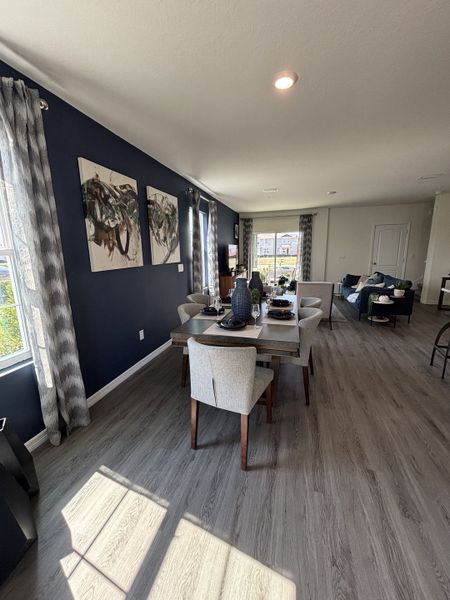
top-left (139, 329), bottom-right (144, 341)
top-left (178, 263), bottom-right (184, 272)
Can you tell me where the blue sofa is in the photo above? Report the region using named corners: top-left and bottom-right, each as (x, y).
top-left (341, 272), bottom-right (414, 321)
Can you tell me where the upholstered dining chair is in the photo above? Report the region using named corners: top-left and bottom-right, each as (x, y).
top-left (177, 303), bottom-right (204, 386)
top-left (257, 307), bottom-right (323, 405)
top-left (430, 321), bottom-right (450, 379)
top-left (187, 293), bottom-right (210, 306)
top-left (187, 338), bottom-right (274, 470)
top-left (297, 282), bottom-right (334, 329)
top-left (300, 296), bottom-right (322, 309)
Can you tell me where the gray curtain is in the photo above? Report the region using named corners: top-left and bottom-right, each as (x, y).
top-left (0, 77), bottom-right (90, 446)
top-left (299, 214), bottom-right (313, 281)
top-left (187, 188), bottom-right (202, 292)
top-left (242, 218), bottom-right (253, 275)
top-left (207, 200), bottom-right (219, 297)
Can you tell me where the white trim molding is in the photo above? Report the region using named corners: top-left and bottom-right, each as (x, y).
top-left (25, 339), bottom-right (172, 453)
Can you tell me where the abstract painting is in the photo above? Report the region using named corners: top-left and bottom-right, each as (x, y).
top-left (146, 187), bottom-right (180, 265)
top-left (78, 158), bottom-right (143, 272)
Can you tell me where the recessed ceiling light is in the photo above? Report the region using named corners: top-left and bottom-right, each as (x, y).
top-left (327, 190), bottom-right (337, 195)
top-left (273, 71), bottom-right (298, 90)
top-left (263, 188), bottom-right (279, 193)
top-left (417, 173), bottom-right (445, 180)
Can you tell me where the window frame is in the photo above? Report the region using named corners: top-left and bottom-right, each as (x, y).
top-left (0, 181), bottom-right (32, 371)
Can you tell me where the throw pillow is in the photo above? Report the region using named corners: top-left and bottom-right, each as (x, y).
top-left (355, 275), bottom-right (370, 292)
top-left (342, 274), bottom-right (360, 287)
top-left (367, 273), bottom-right (384, 285)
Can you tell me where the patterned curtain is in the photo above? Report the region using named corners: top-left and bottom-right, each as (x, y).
top-left (242, 218), bottom-right (253, 276)
top-left (207, 200), bottom-right (219, 297)
top-left (187, 188), bottom-right (202, 292)
top-left (299, 214), bottom-right (313, 281)
top-left (0, 77), bottom-right (90, 445)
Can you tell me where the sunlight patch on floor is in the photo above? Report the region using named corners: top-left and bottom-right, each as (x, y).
top-left (60, 470), bottom-right (166, 597)
top-left (148, 518), bottom-right (296, 599)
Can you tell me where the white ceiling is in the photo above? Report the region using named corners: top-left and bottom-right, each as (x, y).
top-left (1, 0), bottom-right (449, 212)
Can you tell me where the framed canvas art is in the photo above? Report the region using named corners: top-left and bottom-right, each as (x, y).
top-left (78, 158), bottom-right (143, 271)
top-left (146, 187), bottom-right (181, 265)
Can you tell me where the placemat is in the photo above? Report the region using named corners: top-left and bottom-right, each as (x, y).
top-left (203, 322), bottom-right (262, 338)
top-left (193, 309), bottom-right (232, 320)
top-left (261, 305), bottom-right (298, 326)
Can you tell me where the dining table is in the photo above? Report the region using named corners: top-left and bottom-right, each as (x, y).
top-left (170, 295), bottom-right (300, 403)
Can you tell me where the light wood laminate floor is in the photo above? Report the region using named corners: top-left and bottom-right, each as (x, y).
top-left (1, 301), bottom-right (449, 600)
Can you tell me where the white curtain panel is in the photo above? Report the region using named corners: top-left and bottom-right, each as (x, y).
top-left (207, 200), bottom-right (220, 297)
top-left (0, 77), bottom-right (90, 445)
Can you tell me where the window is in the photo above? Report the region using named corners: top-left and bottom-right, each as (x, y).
top-left (253, 231), bottom-right (301, 285)
top-left (0, 181), bottom-right (31, 370)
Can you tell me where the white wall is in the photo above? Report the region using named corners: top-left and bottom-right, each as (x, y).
top-left (240, 200), bottom-right (433, 286)
top-left (325, 201), bottom-right (433, 284)
top-left (421, 193), bottom-right (450, 304)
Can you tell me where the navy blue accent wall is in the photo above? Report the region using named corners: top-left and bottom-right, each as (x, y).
top-left (0, 60), bottom-right (238, 442)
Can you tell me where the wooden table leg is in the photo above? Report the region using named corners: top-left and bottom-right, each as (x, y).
top-left (271, 355), bottom-right (281, 405)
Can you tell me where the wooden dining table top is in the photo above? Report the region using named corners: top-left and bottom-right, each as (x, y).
top-left (170, 297), bottom-right (300, 357)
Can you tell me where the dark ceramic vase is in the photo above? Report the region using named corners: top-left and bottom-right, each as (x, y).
top-left (248, 271), bottom-right (264, 299)
top-left (231, 278), bottom-right (252, 322)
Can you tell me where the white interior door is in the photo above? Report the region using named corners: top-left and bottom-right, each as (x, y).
top-left (370, 224), bottom-right (409, 277)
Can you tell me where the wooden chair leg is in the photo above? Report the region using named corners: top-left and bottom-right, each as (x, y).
top-left (266, 383), bottom-right (273, 424)
top-left (181, 354), bottom-right (189, 387)
top-left (309, 349), bottom-right (314, 375)
top-left (240, 414), bottom-right (249, 470)
top-left (302, 366), bottom-right (310, 406)
top-left (191, 399), bottom-right (199, 449)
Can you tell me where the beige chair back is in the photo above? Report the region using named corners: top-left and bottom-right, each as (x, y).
top-left (187, 293), bottom-right (210, 306)
top-left (298, 307), bottom-right (323, 366)
top-left (187, 338), bottom-right (257, 415)
top-left (297, 282), bottom-right (334, 320)
top-left (177, 303), bottom-right (203, 324)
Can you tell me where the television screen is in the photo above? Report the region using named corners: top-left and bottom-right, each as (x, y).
top-left (228, 244), bottom-right (238, 271)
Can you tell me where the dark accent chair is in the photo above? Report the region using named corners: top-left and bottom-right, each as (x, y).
top-left (341, 272), bottom-right (414, 321)
top-left (430, 322), bottom-right (450, 379)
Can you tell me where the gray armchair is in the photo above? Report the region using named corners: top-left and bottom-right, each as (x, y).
top-left (177, 303), bottom-right (204, 386)
top-left (187, 338), bottom-right (274, 470)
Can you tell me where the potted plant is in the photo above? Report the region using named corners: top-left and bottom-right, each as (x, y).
top-left (277, 276), bottom-right (289, 295)
top-left (367, 292), bottom-right (380, 316)
top-left (251, 288), bottom-right (261, 306)
top-left (394, 280), bottom-right (406, 297)
top-left (288, 279), bottom-right (297, 292)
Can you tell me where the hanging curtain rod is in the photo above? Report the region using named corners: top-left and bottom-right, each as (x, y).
top-left (39, 98), bottom-right (49, 111)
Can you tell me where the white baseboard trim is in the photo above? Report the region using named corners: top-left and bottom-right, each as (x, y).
top-left (24, 339), bottom-right (172, 453)
top-left (25, 429), bottom-right (49, 453)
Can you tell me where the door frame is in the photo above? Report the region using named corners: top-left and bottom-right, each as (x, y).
top-left (368, 223), bottom-right (410, 278)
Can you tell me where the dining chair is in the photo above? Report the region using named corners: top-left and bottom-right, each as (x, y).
top-left (177, 303), bottom-right (204, 386)
top-left (187, 338), bottom-right (274, 470)
top-left (300, 296), bottom-right (322, 309)
top-left (296, 282), bottom-right (334, 329)
top-left (187, 293), bottom-right (210, 306)
top-left (257, 307), bottom-right (323, 405)
top-left (430, 321), bottom-right (450, 379)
